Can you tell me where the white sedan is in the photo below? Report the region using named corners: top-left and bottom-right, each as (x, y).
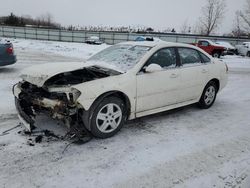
top-left (13, 41), bottom-right (228, 138)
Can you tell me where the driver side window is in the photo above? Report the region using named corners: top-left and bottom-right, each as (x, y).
top-left (144, 48), bottom-right (177, 69)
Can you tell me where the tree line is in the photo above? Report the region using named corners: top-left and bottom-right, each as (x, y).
top-left (0, 13), bottom-right (60, 29)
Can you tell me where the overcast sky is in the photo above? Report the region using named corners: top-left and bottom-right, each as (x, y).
top-left (0, 0), bottom-right (246, 33)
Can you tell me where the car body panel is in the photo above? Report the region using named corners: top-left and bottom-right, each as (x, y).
top-left (20, 61), bottom-right (124, 87)
top-left (136, 68), bottom-right (181, 112)
top-left (178, 64), bottom-right (208, 102)
top-left (72, 72), bottom-right (137, 119)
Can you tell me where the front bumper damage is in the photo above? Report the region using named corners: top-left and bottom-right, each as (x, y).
top-left (13, 82), bottom-right (85, 134)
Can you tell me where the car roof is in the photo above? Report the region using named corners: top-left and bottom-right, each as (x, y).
top-left (120, 40), bottom-right (195, 49)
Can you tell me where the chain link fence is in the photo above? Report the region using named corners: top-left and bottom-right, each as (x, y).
top-left (0, 25), bottom-right (249, 45)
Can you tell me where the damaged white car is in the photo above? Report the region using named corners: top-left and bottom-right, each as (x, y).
top-left (13, 41), bottom-right (228, 138)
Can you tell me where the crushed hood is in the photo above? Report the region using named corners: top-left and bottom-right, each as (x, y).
top-left (20, 61), bottom-right (123, 87)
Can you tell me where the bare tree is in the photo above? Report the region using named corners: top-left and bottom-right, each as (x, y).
top-left (198, 0), bottom-right (226, 35)
top-left (44, 12), bottom-right (53, 26)
top-left (180, 20), bottom-right (191, 34)
top-left (239, 0), bottom-right (250, 32)
top-left (231, 11), bottom-right (246, 37)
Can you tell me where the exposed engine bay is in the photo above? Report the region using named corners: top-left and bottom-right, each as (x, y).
top-left (44, 66), bottom-right (118, 86)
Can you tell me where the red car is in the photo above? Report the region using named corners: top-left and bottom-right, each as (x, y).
top-left (192, 39), bottom-right (226, 58)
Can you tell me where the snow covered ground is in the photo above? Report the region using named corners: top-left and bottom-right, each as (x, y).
top-left (1, 38), bottom-right (250, 188)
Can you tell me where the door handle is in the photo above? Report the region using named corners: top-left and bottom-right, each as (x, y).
top-left (170, 73), bottom-right (178, 78)
top-left (202, 69), bottom-right (208, 73)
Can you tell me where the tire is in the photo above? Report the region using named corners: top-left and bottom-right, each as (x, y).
top-left (212, 51), bottom-right (221, 58)
top-left (198, 81), bottom-right (218, 109)
top-left (247, 51), bottom-right (250, 57)
top-left (89, 96), bottom-right (126, 139)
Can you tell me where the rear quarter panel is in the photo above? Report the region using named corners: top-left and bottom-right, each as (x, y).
top-left (209, 59), bottom-right (228, 92)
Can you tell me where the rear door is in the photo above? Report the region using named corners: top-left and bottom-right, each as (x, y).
top-left (177, 47), bottom-right (209, 102)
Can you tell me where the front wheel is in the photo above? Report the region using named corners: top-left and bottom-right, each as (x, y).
top-left (199, 81), bottom-right (217, 109)
top-left (89, 96), bottom-right (126, 139)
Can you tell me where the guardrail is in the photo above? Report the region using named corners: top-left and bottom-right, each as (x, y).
top-left (0, 25), bottom-right (249, 45)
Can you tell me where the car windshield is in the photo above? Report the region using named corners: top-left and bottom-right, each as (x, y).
top-left (87, 44), bottom-right (151, 72)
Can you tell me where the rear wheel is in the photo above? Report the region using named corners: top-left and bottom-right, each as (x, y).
top-left (247, 51), bottom-right (250, 57)
top-left (89, 96), bottom-right (126, 139)
top-left (199, 81), bottom-right (217, 109)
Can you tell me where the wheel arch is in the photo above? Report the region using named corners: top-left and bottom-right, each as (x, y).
top-left (208, 78), bottom-right (220, 91)
top-left (80, 90), bottom-right (131, 128)
top-left (94, 91), bottom-right (131, 117)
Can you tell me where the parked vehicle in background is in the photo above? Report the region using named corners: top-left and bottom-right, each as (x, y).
top-left (13, 41), bottom-right (228, 139)
top-left (135, 36), bottom-right (162, 42)
top-left (85, 36), bottom-right (103, 45)
top-left (192, 39), bottom-right (226, 58)
top-left (0, 39), bottom-right (17, 67)
top-left (215, 41), bottom-right (237, 55)
top-left (235, 42), bottom-right (250, 57)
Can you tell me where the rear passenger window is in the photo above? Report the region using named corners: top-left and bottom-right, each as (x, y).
top-left (199, 52), bottom-right (211, 63)
top-left (145, 48), bottom-right (176, 69)
top-left (178, 48), bottom-right (202, 67)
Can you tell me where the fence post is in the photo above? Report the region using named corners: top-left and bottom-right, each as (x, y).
top-left (2, 26), bottom-right (5, 37)
top-left (24, 27), bottom-right (26, 39)
top-left (13, 27), bottom-right (15, 38)
top-left (35, 28), bottom-right (37, 40)
top-left (112, 32), bottom-right (115, 44)
top-left (59, 29), bottom-right (61, 41)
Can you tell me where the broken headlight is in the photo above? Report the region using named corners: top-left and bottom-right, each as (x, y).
top-left (48, 87), bottom-right (81, 103)
top-left (67, 88), bottom-right (81, 103)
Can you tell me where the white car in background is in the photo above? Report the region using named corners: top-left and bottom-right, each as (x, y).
top-left (215, 41), bottom-right (237, 55)
top-left (13, 41), bottom-right (228, 138)
top-left (85, 36), bottom-right (103, 45)
top-left (235, 42), bottom-right (250, 56)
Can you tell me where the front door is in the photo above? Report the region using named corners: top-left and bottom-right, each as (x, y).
top-left (136, 48), bottom-right (181, 113)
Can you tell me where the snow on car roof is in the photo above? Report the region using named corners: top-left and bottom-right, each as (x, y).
top-left (120, 40), bottom-right (187, 48)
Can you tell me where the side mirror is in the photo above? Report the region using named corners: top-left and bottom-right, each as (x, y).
top-left (145, 64), bottom-right (163, 73)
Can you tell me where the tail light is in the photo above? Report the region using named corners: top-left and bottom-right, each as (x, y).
top-left (6, 47), bottom-right (14, 55)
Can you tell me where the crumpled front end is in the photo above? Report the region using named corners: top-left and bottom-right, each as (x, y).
top-left (13, 81), bottom-right (81, 132)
